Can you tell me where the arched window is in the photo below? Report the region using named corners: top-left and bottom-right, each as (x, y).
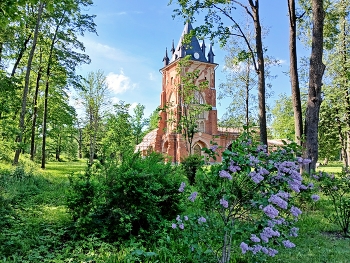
top-left (192, 91), bottom-right (205, 104)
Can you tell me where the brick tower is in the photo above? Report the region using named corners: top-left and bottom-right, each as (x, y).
top-left (136, 22), bottom-right (239, 162)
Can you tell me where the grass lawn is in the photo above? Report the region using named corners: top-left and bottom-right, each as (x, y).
top-left (0, 159), bottom-right (349, 262)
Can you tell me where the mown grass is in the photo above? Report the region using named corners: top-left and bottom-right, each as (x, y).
top-left (0, 160), bottom-right (349, 262)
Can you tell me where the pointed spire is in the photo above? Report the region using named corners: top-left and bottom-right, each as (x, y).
top-left (208, 43), bottom-right (215, 63)
top-left (163, 47), bottom-right (169, 66)
top-left (201, 39), bottom-right (206, 55)
top-left (171, 40), bottom-right (175, 54)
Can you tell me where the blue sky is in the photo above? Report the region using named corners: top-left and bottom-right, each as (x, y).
top-left (77, 0), bottom-right (310, 118)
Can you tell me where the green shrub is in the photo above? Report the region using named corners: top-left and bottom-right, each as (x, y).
top-left (66, 152), bottom-right (185, 241)
top-left (181, 153), bottom-right (203, 185)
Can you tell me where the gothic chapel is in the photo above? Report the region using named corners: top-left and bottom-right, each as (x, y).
top-left (136, 22), bottom-right (238, 162)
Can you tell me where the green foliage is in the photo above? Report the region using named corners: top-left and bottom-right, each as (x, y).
top-left (316, 171), bottom-right (350, 237)
top-left (67, 152), bottom-right (185, 241)
top-left (181, 154), bottom-right (203, 185)
top-left (270, 93), bottom-right (296, 139)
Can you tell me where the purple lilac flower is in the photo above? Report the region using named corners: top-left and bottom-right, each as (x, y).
top-left (258, 167), bottom-right (270, 175)
top-left (229, 161), bottom-right (241, 173)
top-left (268, 217), bottom-right (285, 227)
top-left (303, 158), bottom-right (312, 164)
top-left (267, 248), bottom-right (278, 257)
top-left (307, 183), bottom-right (314, 189)
top-left (179, 223), bottom-right (184, 230)
top-left (282, 240), bottom-right (296, 248)
top-left (289, 227), bottom-right (299, 237)
top-left (311, 194), bottom-right (320, 201)
top-left (288, 179), bottom-right (302, 193)
top-left (188, 192), bottom-right (198, 202)
top-left (184, 215), bottom-right (188, 221)
top-left (178, 182), bottom-right (186, 192)
top-left (210, 145), bottom-right (218, 152)
top-left (248, 155), bottom-right (259, 166)
top-left (171, 223), bottom-right (177, 229)
top-left (257, 145), bottom-right (267, 153)
top-left (250, 245), bottom-right (262, 254)
top-left (263, 205), bottom-right (279, 218)
top-left (277, 191), bottom-right (291, 200)
top-left (219, 170), bottom-right (232, 180)
top-left (260, 227), bottom-right (280, 243)
top-left (249, 171), bottom-right (264, 184)
top-left (290, 206), bottom-right (302, 217)
top-left (220, 198), bottom-right (229, 208)
top-left (198, 216), bottom-right (206, 224)
top-left (296, 157), bottom-right (303, 163)
top-left (268, 194), bottom-right (288, 209)
top-left (240, 242), bottom-right (249, 254)
top-left (250, 234), bottom-right (261, 243)
top-left (299, 184), bottom-right (308, 190)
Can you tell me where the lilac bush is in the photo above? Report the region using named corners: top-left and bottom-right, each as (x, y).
top-left (171, 131), bottom-right (318, 263)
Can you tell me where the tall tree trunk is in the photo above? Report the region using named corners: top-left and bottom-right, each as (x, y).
top-left (13, 1), bottom-right (44, 165)
top-left (335, 109), bottom-right (348, 167)
top-left (41, 15), bottom-right (63, 169)
top-left (288, 0), bottom-right (303, 145)
top-left (245, 59), bottom-right (251, 127)
top-left (303, 0), bottom-right (325, 172)
top-left (248, 0), bottom-right (267, 146)
top-left (30, 50), bottom-right (42, 161)
top-left (11, 32), bottom-right (32, 77)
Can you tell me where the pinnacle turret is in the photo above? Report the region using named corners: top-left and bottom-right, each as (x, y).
top-left (208, 44), bottom-right (215, 63)
top-left (163, 47), bottom-right (169, 66)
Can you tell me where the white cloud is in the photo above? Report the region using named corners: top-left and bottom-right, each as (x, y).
top-left (149, 72), bottom-right (155, 81)
top-left (116, 11), bottom-right (127, 15)
top-left (106, 70), bottom-right (137, 94)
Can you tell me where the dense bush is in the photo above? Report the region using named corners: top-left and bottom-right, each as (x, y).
top-left (181, 153), bottom-right (203, 185)
top-left (67, 152), bottom-right (185, 241)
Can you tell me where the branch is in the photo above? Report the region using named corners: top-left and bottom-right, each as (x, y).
top-left (212, 3), bottom-right (259, 72)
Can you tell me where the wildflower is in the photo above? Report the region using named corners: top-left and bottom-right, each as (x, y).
top-left (184, 215), bottom-right (189, 221)
top-left (176, 215), bottom-right (181, 222)
top-left (282, 240), bottom-right (296, 248)
top-left (311, 194), bottom-right (320, 201)
top-left (220, 198), bottom-right (229, 208)
top-left (171, 223), bottom-right (177, 229)
top-left (188, 192), bottom-right (198, 202)
top-left (250, 234), bottom-right (260, 243)
top-left (240, 242), bottom-right (249, 254)
top-left (257, 144), bottom-right (267, 153)
top-left (289, 227), bottom-right (299, 237)
top-left (219, 170), bottom-right (232, 180)
top-left (268, 194), bottom-right (288, 209)
top-left (178, 182), bottom-right (186, 192)
top-left (179, 223), bottom-right (184, 230)
top-left (263, 204), bottom-right (279, 218)
top-left (198, 216), bottom-right (206, 224)
top-left (290, 206), bottom-right (302, 217)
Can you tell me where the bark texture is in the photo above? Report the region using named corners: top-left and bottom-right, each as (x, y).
top-left (303, 0), bottom-right (325, 172)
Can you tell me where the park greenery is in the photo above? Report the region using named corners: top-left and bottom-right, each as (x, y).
top-left (1, 0), bottom-right (350, 262)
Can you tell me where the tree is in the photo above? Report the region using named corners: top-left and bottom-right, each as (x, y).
top-left (131, 103), bottom-right (149, 145)
top-left (288, 0), bottom-right (303, 145)
top-left (218, 31), bottom-right (258, 129)
top-left (303, 0), bottom-right (326, 172)
top-left (79, 71), bottom-right (110, 164)
top-left (171, 0), bottom-right (268, 145)
top-left (13, 1), bottom-right (44, 165)
top-left (270, 94), bottom-right (296, 139)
